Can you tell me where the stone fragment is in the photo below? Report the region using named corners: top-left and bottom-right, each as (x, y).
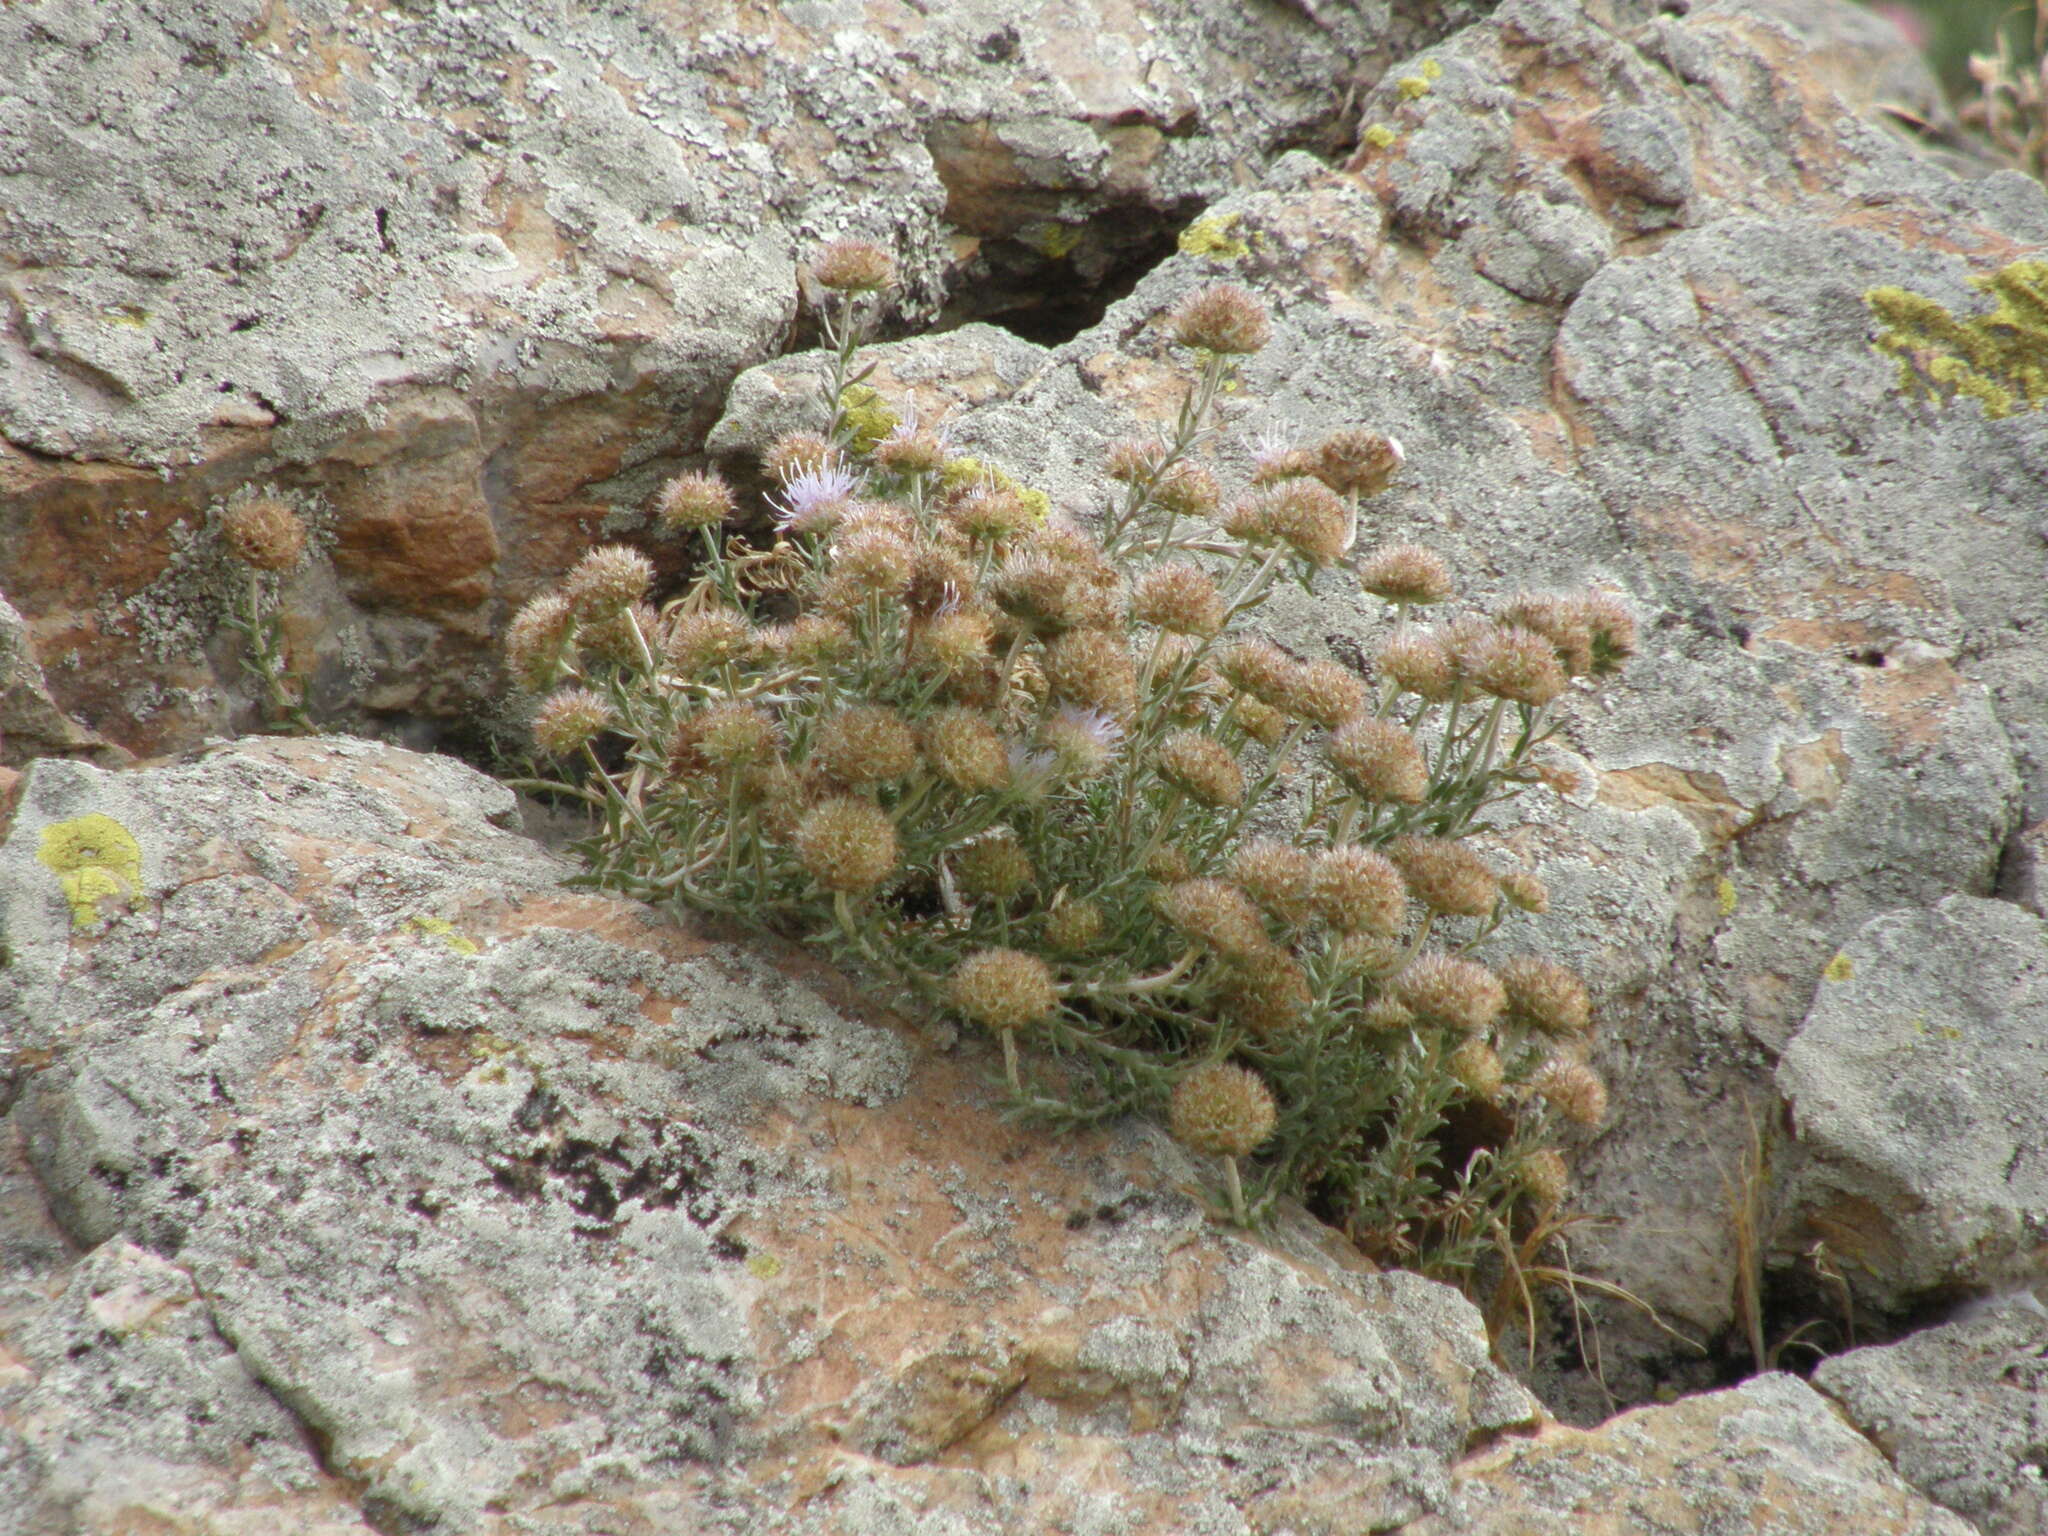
top-left (1777, 897), bottom-right (2048, 1305)
top-left (1814, 1301), bottom-right (2048, 1536)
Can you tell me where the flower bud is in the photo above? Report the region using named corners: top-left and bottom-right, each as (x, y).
top-left (795, 797), bottom-right (899, 893)
top-left (1282, 659), bottom-right (1368, 727)
top-left (1377, 627), bottom-right (1455, 702)
top-left (1215, 947), bottom-right (1313, 1041)
top-left (1144, 844), bottom-right (1193, 884)
top-left (663, 606), bottom-right (756, 678)
top-left (956, 829), bottom-right (1034, 902)
top-left (1388, 835), bottom-right (1498, 918)
top-left (949, 947), bottom-right (1059, 1033)
top-left (656, 471), bottom-right (737, 531)
top-left (767, 614), bottom-right (854, 668)
top-left (1170, 1063), bottom-right (1278, 1157)
top-left (577, 603), bottom-right (660, 668)
top-left (1151, 460), bottom-right (1221, 518)
top-left (948, 484), bottom-right (1038, 542)
top-left (564, 545), bottom-right (655, 621)
top-left (1359, 544), bottom-right (1452, 606)
top-left (1106, 437), bottom-right (1168, 483)
top-left (1310, 846), bottom-right (1408, 935)
top-left (1231, 695), bottom-right (1291, 747)
top-left (1041, 705), bottom-right (1123, 780)
top-left (221, 497), bottom-right (307, 572)
top-left (1044, 900), bottom-right (1105, 953)
top-left (1312, 428), bottom-right (1403, 498)
top-left (1500, 869), bottom-right (1549, 914)
top-left (505, 591), bottom-right (577, 690)
top-left (532, 688), bottom-right (612, 757)
top-left (912, 609), bottom-right (994, 678)
top-left (1496, 592), bottom-right (1592, 675)
top-left (1499, 955), bottom-right (1592, 1036)
top-left (924, 707), bottom-right (1010, 792)
top-left (1132, 562), bottom-right (1226, 637)
top-left (763, 432), bottom-right (837, 487)
top-left (1521, 1148), bottom-right (1570, 1210)
top-left (1467, 625), bottom-right (1567, 707)
top-left (829, 527), bottom-right (916, 597)
top-left (1158, 879), bottom-right (1269, 958)
top-left (1043, 629), bottom-right (1137, 720)
top-left (1327, 717), bottom-right (1428, 804)
top-left (1218, 640), bottom-right (1301, 711)
top-left (1171, 284), bottom-right (1271, 355)
top-left (1394, 952), bottom-right (1505, 1034)
top-left (1230, 837), bottom-right (1316, 927)
top-left (873, 423), bottom-right (948, 477)
top-left (1155, 731), bottom-right (1244, 809)
top-left (1532, 1059), bottom-right (1608, 1127)
top-left (1575, 590), bottom-right (1637, 677)
top-left (1257, 480), bottom-right (1353, 567)
top-left (811, 237), bottom-right (896, 292)
top-left (811, 704), bottom-right (919, 786)
top-left (670, 701), bottom-right (779, 776)
top-left (1448, 1038), bottom-right (1506, 1101)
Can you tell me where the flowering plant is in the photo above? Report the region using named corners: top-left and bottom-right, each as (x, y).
top-left (509, 240), bottom-right (1633, 1272)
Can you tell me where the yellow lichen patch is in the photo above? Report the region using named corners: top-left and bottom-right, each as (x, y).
top-left (1867, 259), bottom-right (2048, 418)
top-left (938, 457), bottom-right (1050, 520)
top-left (37, 813), bottom-right (142, 929)
top-left (837, 384), bottom-right (900, 454)
top-left (1396, 74), bottom-right (1431, 100)
top-left (1177, 214), bottom-right (1249, 263)
top-left (410, 915), bottom-right (481, 956)
top-left (1823, 952), bottom-right (1854, 983)
top-left (1361, 123), bottom-right (1398, 150)
top-left (1023, 221), bottom-right (1083, 260)
top-left (1716, 878), bottom-right (1739, 917)
top-left (747, 1253), bottom-right (784, 1280)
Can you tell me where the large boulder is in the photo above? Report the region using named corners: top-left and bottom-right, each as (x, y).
top-left (0, 736), bottom-right (1543, 1534)
top-left (0, 0), bottom-right (1395, 759)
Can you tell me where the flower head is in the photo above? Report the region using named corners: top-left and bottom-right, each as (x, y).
top-left (772, 459), bottom-right (860, 536)
top-left (811, 238), bottom-right (897, 292)
top-left (1171, 284), bottom-right (1272, 355)
top-left (1169, 1063), bottom-right (1277, 1157)
top-left (949, 948), bottom-right (1059, 1033)
top-left (221, 497), bottom-right (307, 572)
top-left (795, 797), bottom-right (898, 893)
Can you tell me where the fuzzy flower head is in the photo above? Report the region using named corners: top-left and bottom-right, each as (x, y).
top-left (1041, 704), bottom-right (1124, 779)
top-left (1309, 846), bottom-right (1408, 936)
top-left (1231, 838), bottom-right (1316, 927)
top-left (1169, 1063), bottom-right (1278, 1157)
top-left (949, 947), bottom-right (1059, 1034)
top-left (795, 797), bottom-right (899, 894)
top-left (1377, 627), bottom-right (1455, 702)
top-left (1249, 430), bottom-right (1318, 487)
top-left (656, 471), bottom-right (737, 532)
top-left (763, 431), bottom-right (836, 486)
top-left (923, 707), bottom-right (1010, 792)
top-left (956, 829), bottom-right (1034, 902)
top-left (1466, 625), bottom-right (1568, 707)
top-left (872, 411), bottom-right (950, 477)
top-left (505, 591), bottom-right (577, 690)
top-left (1044, 900), bottom-right (1105, 954)
top-left (1043, 630), bottom-right (1137, 721)
top-left (1499, 955), bottom-right (1592, 1036)
top-left (1158, 878), bottom-right (1269, 958)
top-left (1155, 731), bottom-right (1244, 809)
top-left (811, 704), bottom-right (919, 787)
top-left (1395, 951), bottom-right (1506, 1034)
top-left (532, 688), bottom-right (613, 758)
top-left (1215, 947), bottom-right (1313, 1041)
top-left (811, 237), bottom-right (897, 292)
top-left (1388, 835), bottom-right (1499, 918)
top-left (1359, 544), bottom-right (1453, 606)
top-left (663, 606), bottom-right (756, 678)
top-left (1171, 283), bottom-right (1272, 355)
top-left (1132, 562), bottom-right (1226, 638)
top-left (772, 459), bottom-right (860, 536)
top-left (1326, 717), bottom-right (1428, 804)
top-left (1532, 1059), bottom-right (1608, 1128)
top-left (1312, 428), bottom-right (1404, 498)
top-left (564, 545), bottom-right (655, 621)
top-left (221, 496), bottom-right (307, 572)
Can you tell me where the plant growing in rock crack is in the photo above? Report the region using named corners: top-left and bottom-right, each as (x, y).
top-left (506, 238), bottom-right (1637, 1279)
top-left (218, 492), bottom-right (315, 733)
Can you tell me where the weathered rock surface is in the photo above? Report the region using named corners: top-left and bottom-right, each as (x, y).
top-left (1812, 1299), bottom-right (2048, 1536)
top-left (1776, 896), bottom-right (2048, 1306)
top-left (1410, 1371), bottom-right (1978, 1536)
top-left (0, 735), bottom-right (1551, 1534)
top-left (0, 0), bottom-right (1403, 759)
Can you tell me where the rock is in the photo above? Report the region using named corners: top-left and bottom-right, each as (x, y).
top-left (0, 0), bottom-right (1390, 761)
top-left (932, 0), bottom-right (2041, 1391)
top-left (1812, 1299), bottom-right (2048, 1536)
top-left (1407, 1372), bottom-right (1978, 1536)
top-left (0, 595), bottom-right (125, 769)
top-left (0, 736), bottom-right (1537, 1533)
top-left (1775, 896), bottom-right (2048, 1306)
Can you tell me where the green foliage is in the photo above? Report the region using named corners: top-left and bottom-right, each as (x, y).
top-left (1867, 259), bottom-right (2048, 417)
top-left (509, 256), bottom-right (1637, 1280)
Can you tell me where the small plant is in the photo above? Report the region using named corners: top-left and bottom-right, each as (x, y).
top-left (1867, 258), bottom-right (2048, 418)
top-left (218, 493), bottom-right (314, 733)
top-left (507, 239), bottom-right (1636, 1280)
top-left (1959, 0), bottom-right (2048, 181)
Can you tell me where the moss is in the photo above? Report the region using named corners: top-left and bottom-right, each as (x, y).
top-left (1823, 952), bottom-right (1854, 982)
top-left (37, 813), bottom-right (143, 928)
top-left (1023, 220), bottom-right (1083, 259)
top-left (938, 456), bottom-right (1051, 520)
top-left (410, 915), bottom-right (481, 956)
top-left (1867, 259), bottom-right (2048, 418)
top-left (1178, 214), bottom-right (1250, 263)
top-left (837, 384), bottom-right (900, 454)
top-left (1716, 877), bottom-right (1738, 917)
